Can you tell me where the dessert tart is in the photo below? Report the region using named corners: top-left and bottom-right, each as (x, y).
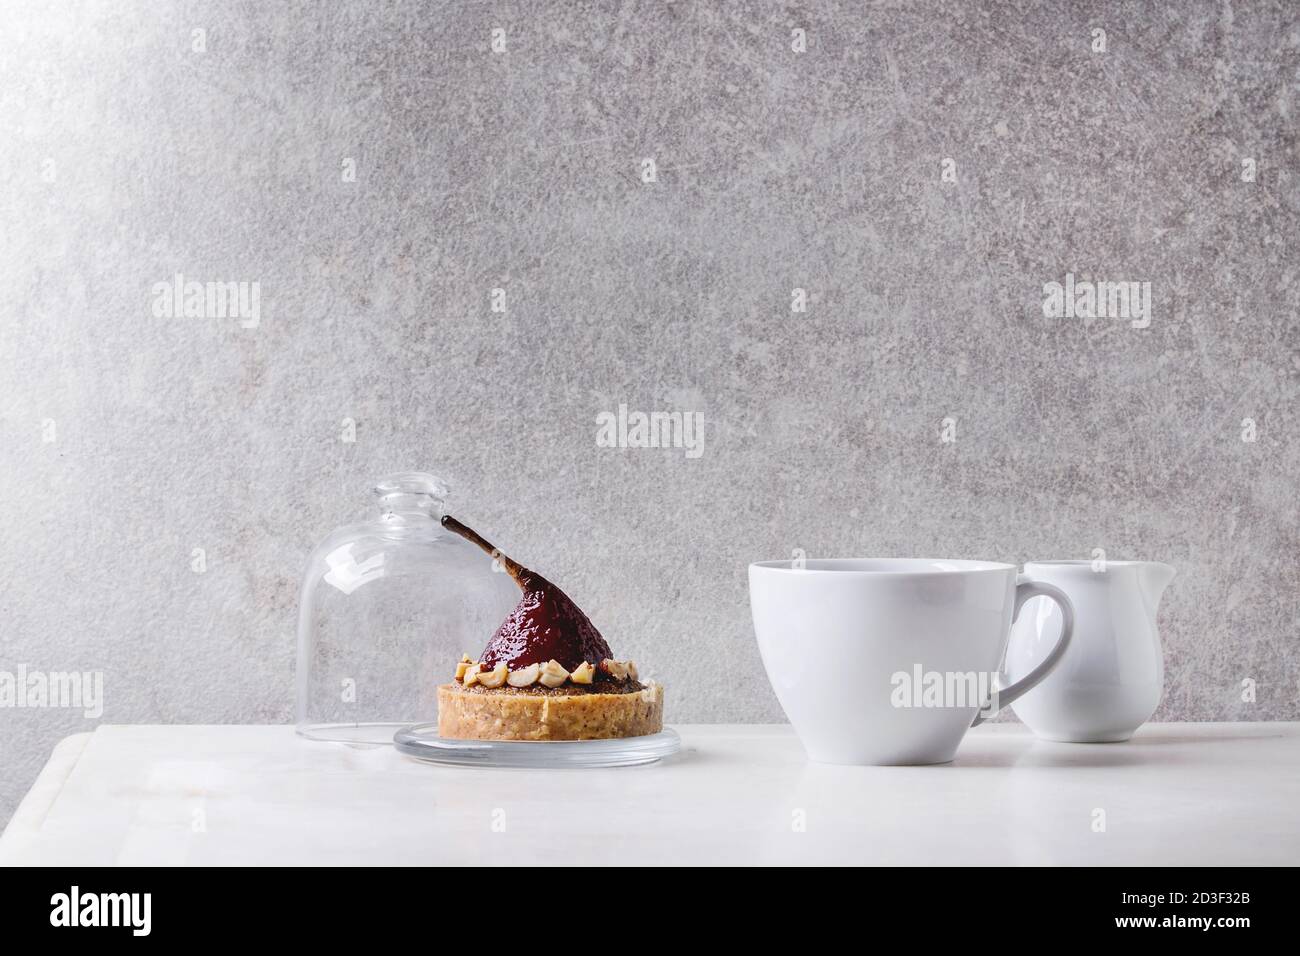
top-left (436, 516), bottom-right (664, 741)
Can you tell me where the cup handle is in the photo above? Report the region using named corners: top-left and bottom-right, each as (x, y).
top-left (970, 575), bottom-right (1074, 726)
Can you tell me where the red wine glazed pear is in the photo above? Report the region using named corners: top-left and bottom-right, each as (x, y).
top-left (441, 515), bottom-right (613, 673)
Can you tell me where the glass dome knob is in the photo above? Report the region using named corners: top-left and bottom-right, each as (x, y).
top-left (373, 472), bottom-right (448, 519)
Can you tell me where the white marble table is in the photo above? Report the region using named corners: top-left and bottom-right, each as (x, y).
top-left (2, 723), bottom-right (1296, 866)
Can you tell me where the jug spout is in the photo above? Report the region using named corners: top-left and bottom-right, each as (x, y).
top-left (1138, 562), bottom-right (1176, 612)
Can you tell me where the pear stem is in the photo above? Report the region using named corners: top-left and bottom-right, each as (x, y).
top-left (441, 515), bottom-right (527, 585)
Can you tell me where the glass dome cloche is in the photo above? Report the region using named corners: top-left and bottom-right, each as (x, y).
top-left (295, 472), bottom-right (519, 744)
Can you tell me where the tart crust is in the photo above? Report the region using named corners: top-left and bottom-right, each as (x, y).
top-left (437, 681), bottom-right (664, 741)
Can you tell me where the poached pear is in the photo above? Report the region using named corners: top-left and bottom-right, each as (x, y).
top-left (442, 515), bottom-right (613, 673)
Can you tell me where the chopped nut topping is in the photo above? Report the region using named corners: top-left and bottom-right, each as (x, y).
top-left (538, 659), bottom-right (569, 688)
top-left (458, 656), bottom-right (639, 687)
top-left (507, 663), bottom-right (541, 687)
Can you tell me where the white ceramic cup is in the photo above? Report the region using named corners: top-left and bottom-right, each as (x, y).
top-left (749, 559), bottom-right (1074, 765)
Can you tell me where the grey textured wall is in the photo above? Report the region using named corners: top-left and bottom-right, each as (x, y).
top-left (2, 0), bottom-right (1298, 825)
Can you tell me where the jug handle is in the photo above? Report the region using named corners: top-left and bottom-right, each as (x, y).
top-left (970, 576), bottom-right (1074, 726)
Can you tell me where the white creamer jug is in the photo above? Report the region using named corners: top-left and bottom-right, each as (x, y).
top-left (1006, 560), bottom-right (1175, 742)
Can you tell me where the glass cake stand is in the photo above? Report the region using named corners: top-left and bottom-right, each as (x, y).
top-left (393, 723), bottom-right (681, 768)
